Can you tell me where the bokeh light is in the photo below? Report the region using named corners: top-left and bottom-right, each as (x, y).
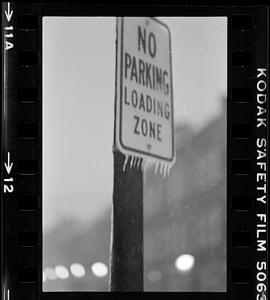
top-left (70, 263), bottom-right (86, 278)
top-left (147, 270), bottom-right (162, 282)
top-left (44, 267), bottom-right (58, 280)
top-left (91, 262), bottom-right (108, 277)
top-left (55, 265), bottom-right (69, 279)
top-left (175, 254), bottom-right (195, 272)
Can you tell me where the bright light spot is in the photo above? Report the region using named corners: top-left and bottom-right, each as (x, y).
top-left (91, 262), bottom-right (108, 277)
top-left (175, 254), bottom-right (195, 272)
top-left (42, 271), bottom-right (47, 283)
top-left (70, 263), bottom-right (86, 278)
top-left (147, 270), bottom-right (162, 282)
top-left (55, 265), bottom-right (69, 279)
top-left (44, 268), bottom-right (57, 280)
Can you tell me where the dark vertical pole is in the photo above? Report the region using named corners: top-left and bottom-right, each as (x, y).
top-left (110, 149), bottom-right (143, 291)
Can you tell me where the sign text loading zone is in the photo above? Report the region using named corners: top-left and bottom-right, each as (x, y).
top-left (119, 18), bottom-right (174, 160)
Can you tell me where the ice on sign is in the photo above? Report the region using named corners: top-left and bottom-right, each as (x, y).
top-left (115, 17), bottom-right (175, 176)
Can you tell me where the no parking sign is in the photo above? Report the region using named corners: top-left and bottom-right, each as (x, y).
top-left (115, 17), bottom-right (175, 175)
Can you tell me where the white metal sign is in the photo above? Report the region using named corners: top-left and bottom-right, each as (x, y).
top-left (115, 17), bottom-right (175, 175)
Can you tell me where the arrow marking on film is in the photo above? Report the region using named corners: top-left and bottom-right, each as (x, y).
top-left (5, 3), bottom-right (13, 22)
top-left (4, 152), bottom-right (13, 174)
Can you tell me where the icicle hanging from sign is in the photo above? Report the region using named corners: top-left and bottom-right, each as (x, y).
top-left (121, 152), bottom-right (175, 178)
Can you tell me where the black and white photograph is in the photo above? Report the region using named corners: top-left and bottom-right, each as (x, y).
top-left (1, 3), bottom-right (269, 299)
top-left (42, 16), bottom-right (227, 292)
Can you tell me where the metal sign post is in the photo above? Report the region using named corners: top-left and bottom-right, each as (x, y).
top-left (110, 149), bottom-right (143, 291)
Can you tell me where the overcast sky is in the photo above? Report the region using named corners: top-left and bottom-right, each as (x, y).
top-left (43, 17), bottom-right (227, 232)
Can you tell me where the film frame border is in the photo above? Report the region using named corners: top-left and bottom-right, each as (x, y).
top-left (1, 3), bottom-right (268, 300)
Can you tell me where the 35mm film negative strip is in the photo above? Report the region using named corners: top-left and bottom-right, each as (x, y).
top-left (1, 3), bottom-right (269, 300)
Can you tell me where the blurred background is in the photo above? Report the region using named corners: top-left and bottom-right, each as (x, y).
top-left (42, 17), bottom-right (227, 292)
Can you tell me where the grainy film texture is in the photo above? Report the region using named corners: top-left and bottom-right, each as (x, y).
top-left (42, 17), bottom-right (227, 292)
